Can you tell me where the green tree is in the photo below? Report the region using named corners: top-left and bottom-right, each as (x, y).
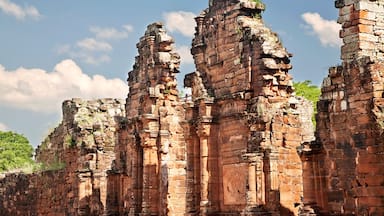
top-left (293, 80), bottom-right (321, 125)
top-left (0, 131), bottom-right (34, 172)
top-left (252, 0), bottom-right (263, 3)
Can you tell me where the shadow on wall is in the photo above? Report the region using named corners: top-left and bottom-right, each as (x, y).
top-left (105, 116), bottom-right (144, 215)
top-left (0, 173), bottom-right (38, 216)
top-left (280, 204), bottom-right (295, 216)
top-left (78, 188), bottom-right (104, 216)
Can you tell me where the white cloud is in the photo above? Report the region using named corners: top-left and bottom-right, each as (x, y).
top-left (123, 25), bottom-right (134, 33)
top-left (57, 44), bottom-right (111, 65)
top-left (0, 59), bottom-right (128, 113)
top-left (0, 122), bottom-right (9, 131)
top-left (80, 54), bottom-right (111, 65)
top-left (175, 45), bottom-right (194, 65)
top-left (58, 25), bottom-right (133, 65)
top-left (57, 44), bottom-right (71, 55)
top-left (90, 25), bottom-right (134, 40)
top-left (302, 12), bottom-right (342, 47)
top-left (77, 38), bottom-right (113, 52)
top-left (0, 0), bottom-right (41, 20)
top-left (163, 11), bottom-right (196, 37)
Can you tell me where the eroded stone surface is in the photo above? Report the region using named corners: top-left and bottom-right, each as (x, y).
top-left (300, 1), bottom-right (384, 215)
top-left (111, 22), bottom-right (187, 216)
top-left (0, 1), bottom-right (314, 215)
top-left (0, 99), bottom-right (125, 216)
top-left (186, 0), bottom-right (314, 215)
top-left (336, 0), bottom-right (384, 61)
top-left (4, 0), bottom-right (384, 215)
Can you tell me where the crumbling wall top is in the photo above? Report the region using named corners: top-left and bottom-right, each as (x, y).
top-left (127, 22), bottom-right (181, 118)
top-left (209, 0), bottom-right (265, 11)
top-left (336, 0), bottom-right (384, 61)
top-left (62, 98), bottom-right (125, 130)
top-left (191, 0), bottom-right (293, 99)
top-left (36, 98), bottom-right (125, 164)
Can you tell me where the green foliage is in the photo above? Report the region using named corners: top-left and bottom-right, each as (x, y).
top-left (34, 161), bottom-right (66, 172)
top-left (251, 0), bottom-right (265, 18)
top-left (64, 134), bottom-right (76, 148)
top-left (293, 80), bottom-right (321, 125)
top-left (32, 154), bottom-right (66, 172)
top-left (0, 131), bottom-right (34, 173)
top-left (251, 0), bottom-right (263, 3)
top-left (294, 80), bottom-right (321, 103)
top-left (0, 131), bottom-right (66, 174)
top-left (252, 12), bottom-right (262, 19)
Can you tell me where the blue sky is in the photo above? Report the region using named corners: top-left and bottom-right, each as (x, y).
top-left (0, 0), bottom-right (341, 147)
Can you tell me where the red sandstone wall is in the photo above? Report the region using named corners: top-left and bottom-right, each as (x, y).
top-left (0, 99), bottom-right (125, 215)
top-left (305, 60), bottom-right (384, 215)
top-left (187, 1), bottom-right (315, 215)
top-left (0, 1), bottom-right (340, 216)
top-left (301, 0), bottom-right (384, 215)
top-left (114, 22), bottom-right (188, 216)
top-left (0, 171), bottom-right (67, 216)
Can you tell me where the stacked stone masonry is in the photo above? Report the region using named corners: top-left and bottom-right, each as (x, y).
top-left (337, 0), bottom-right (384, 61)
top-left (113, 22), bottom-right (188, 215)
top-left (187, 0), bottom-right (313, 215)
top-left (1, 98), bottom-right (125, 215)
top-left (1, 0), bottom-right (384, 215)
top-left (300, 0), bottom-right (384, 215)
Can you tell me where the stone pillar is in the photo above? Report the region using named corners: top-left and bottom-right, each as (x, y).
top-left (77, 171), bottom-right (93, 215)
top-left (254, 153), bottom-right (265, 206)
top-left (158, 128), bottom-right (170, 216)
top-left (269, 151), bottom-right (279, 192)
top-left (242, 152), bottom-right (265, 213)
top-left (301, 156), bottom-right (316, 205)
top-left (298, 142), bottom-right (326, 215)
top-left (264, 149), bottom-right (280, 212)
top-left (198, 125), bottom-right (210, 216)
top-left (183, 101), bottom-right (200, 214)
top-left (248, 159), bottom-right (257, 206)
top-left (141, 144), bottom-right (158, 215)
top-left (197, 99), bottom-right (213, 216)
top-left (140, 115), bottom-right (159, 215)
top-left (195, 15), bottom-right (205, 36)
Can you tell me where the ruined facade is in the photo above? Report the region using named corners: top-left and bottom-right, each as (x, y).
top-left (184, 0), bottom-right (313, 215)
top-left (0, 99), bottom-right (125, 215)
top-left (1, 0), bottom-right (384, 215)
top-left (300, 0), bottom-right (384, 215)
top-left (111, 23), bottom-right (188, 215)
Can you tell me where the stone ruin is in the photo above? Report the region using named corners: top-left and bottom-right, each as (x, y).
top-left (300, 0), bottom-right (384, 215)
top-left (0, 0), bottom-right (384, 215)
top-left (185, 0), bottom-right (313, 215)
top-left (0, 98), bottom-right (125, 215)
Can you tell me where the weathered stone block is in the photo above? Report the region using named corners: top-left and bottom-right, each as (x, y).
top-left (222, 164), bottom-right (247, 205)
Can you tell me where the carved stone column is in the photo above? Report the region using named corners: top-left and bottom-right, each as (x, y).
top-left (140, 115), bottom-right (159, 215)
top-left (196, 98), bottom-right (213, 216)
top-left (254, 153), bottom-right (265, 206)
top-left (242, 152), bottom-right (265, 215)
top-left (248, 157), bottom-right (258, 206)
top-left (141, 145), bottom-right (158, 215)
top-left (197, 123), bottom-right (211, 216)
top-left (264, 149), bottom-right (280, 213)
top-left (269, 150), bottom-right (279, 191)
top-left (298, 142), bottom-right (326, 215)
top-left (158, 128), bottom-right (170, 216)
